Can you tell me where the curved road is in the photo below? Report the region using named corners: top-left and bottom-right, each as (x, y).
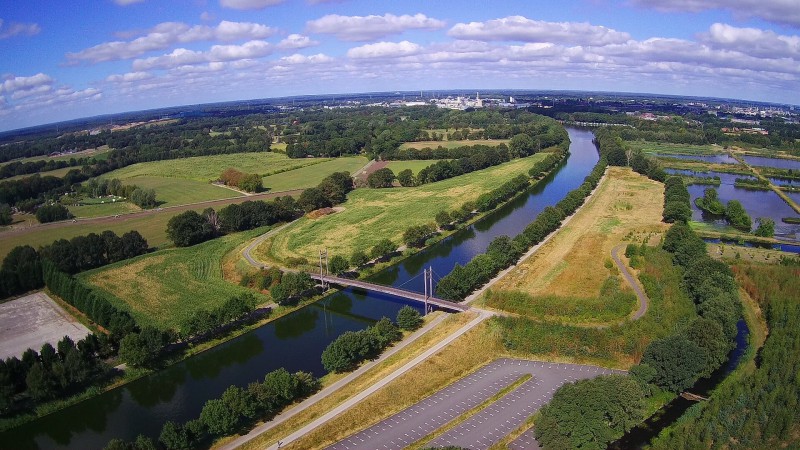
top-left (611, 243), bottom-right (649, 320)
top-left (328, 358), bottom-right (624, 450)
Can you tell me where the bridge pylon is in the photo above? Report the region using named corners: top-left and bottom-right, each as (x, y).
top-left (318, 248), bottom-right (329, 290)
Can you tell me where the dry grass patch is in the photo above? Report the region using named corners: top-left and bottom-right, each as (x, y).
top-left (493, 167), bottom-right (667, 299)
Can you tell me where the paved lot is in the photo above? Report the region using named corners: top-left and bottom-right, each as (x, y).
top-left (0, 292), bottom-right (90, 359)
top-left (328, 358), bottom-right (624, 450)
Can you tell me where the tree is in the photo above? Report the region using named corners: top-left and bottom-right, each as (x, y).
top-left (403, 224), bottom-right (435, 247)
top-left (35, 204), bottom-right (73, 223)
top-left (509, 133), bottom-right (536, 157)
top-left (121, 231), bottom-right (149, 259)
top-left (396, 305), bottom-right (422, 330)
top-left (0, 203), bottom-right (11, 226)
top-left (397, 169), bottom-right (415, 187)
top-left (297, 187), bottom-right (330, 213)
top-left (350, 250), bottom-right (369, 268)
top-left (641, 335), bottom-right (707, 392)
top-left (536, 375), bottom-right (645, 450)
top-left (166, 210), bottom-right (215, 247)
top-left (694, 188), bottom-right (725, 215)
top-left (435, 210), bottom-right (451, 229)
top-left (118, 327), bottom-right (169, 367)
top-left (725, 200), bottom-right (751, 231)
top-left (367, 168), bottom-right (396, 188)
top-left (159, 421), bottom-right (190, 450)
top-left (370, 239), bottom-right (396, 260)
top-left (684, 317), bottom-right (730, 377)
top-left (238, 173), bottom-right (263, 193)
top-left (663, 201), bottom-right (691, 223)
top-left (130, 188), bottom-right (157, 209)
top-left (754, 217), bottom-right (775, 237)
top-left (328, 255), bottom-right (349, 275)
top-left (200, 398), bottom-right (238, 435)
top-left (25, 363), bottom-right (55, 400)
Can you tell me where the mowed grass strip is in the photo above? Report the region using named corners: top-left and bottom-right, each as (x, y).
top-left (82, 227), bottom-right (273, 330)
top-left (104, 152), bottom-right (315, 182)
top-left (399, 139), bottom-right (509, 150)
top-left (68, 201), bottom-right (141, 218)
top-left (124, 176), bottom-right (240, 207)
top-left (258, 154), bottom-right (545, 265)
top-left (261, 156), bottom-right (368, 192)
top-left (492, 167), bottom-right (667, 299)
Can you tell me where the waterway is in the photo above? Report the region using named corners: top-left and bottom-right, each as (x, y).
top-left (0, 128), bottom-right (600, 449)
top-left (653, 153), bottom-right (739, 165)
top-left (609, 319), bottom-right (750, 449)
top-left (665, 169), bottom-right (800, 240)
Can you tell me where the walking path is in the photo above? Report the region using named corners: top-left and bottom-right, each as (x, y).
top-left (242, 221), bottom-right (296, 268)
top-left (611, 243), bottom-right (650, 320)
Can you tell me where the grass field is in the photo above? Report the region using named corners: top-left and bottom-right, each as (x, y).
top-left (68, 201), bottom-right (140, 218)
top-left (127, 176), bottom-right (240, 207)
top-left (104, 152), bottom-right (316, 182)
top-left (627, 141), bottom-right (723, 155)
top-left (256, 154), bottom-right (545, 266)
top-left (399, 139), bottom-right (508, 150)
top-left (83, 228), bottom-right (272, 330)
top-left (261, 156), bottom-right (368, 192)
top-left (384, 160), bottom-right (443, 175)
top-left (5, 166), bottom-right (74, 181)
top-left (492, 167), bottom-right (667, 300)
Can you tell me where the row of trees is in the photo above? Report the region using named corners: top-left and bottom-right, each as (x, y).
top-left (0, 335), bottom-right (111, 411)
top-left (219, 168), bottom-right (263, 193)
top-left (321, 314), bottom-right (408, 373)
top-left (437, 159), bottom-right (607, 301)
top-left (178, 293), bottom-right (259, 341)
top-left (104, 368), bottom-right (319, 450)
top-left (35, 203), bottom-right (74, 223)
top-left (39, 230), bottom-right (149, 274)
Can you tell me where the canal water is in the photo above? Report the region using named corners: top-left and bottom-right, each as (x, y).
top-left (0, 128), bottom-right (600, 449)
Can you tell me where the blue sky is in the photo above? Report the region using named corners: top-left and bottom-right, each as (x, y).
top-left (1, 0), bottom-right (799, 131)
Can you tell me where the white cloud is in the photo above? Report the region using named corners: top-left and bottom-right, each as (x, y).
top-left (66, 20), bottom-right (275, 64)
top-left (347, 41), bottom-right (422, 59)
top-left (701, 23), bottom-right (800, 59)
top-left (133, 40), bottom-right (273, 70)
top-left (307, 13), bottom-right (445, 41)
top-left (448, 16), bottom-right (631, 46)
top-left (279, 53), bottom-right (333, 64)
top-left (106, 71), bottom-right (153, 83)
top-left (0, 19), bottom-right (41, 39)
top-left (630, 0), bottom-right (800, 28)
top-left (113, 0), bottom-right (145, 5)
top-left (0, 73), bottom-right (53, 94)
top-left (219, 0), bottom-right (285, 10)
top-left (277, 34), bottom-right (318, 49)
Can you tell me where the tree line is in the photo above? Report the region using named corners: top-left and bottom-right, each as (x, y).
top-left (437, 158), bottom-right (607, 301)
top-left (219, 168), bottom-right (263, 193)
top-left (103, 368), bottom-right (319, 450)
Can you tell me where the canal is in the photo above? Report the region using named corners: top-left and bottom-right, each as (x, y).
top-left (0, 128), bottom-right (599, 449)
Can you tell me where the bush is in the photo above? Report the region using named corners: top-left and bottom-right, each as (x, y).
top-left (396, 306), bottom-right (422, 330)
top-left (35, 203), bottom-right (73, 223)
top-left (367, 168), bottom-right (395, 188)
top-left (370, 239), bottom-right (396, 260)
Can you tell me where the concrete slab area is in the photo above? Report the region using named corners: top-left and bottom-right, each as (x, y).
top-left (0, 292), bottom-right (90, 360)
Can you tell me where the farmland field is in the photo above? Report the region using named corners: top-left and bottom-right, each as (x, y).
top-left (5, 166), bottom-right (74, 181)
top-left (103, 152), bottom-right (317, 182)
top-left (68, 200), bottom-right (140, 218)
top-left (124, 176), bottom-right (240, 207)
top-left (82, 228), bottom-right (273, 330)
top-left (384, 160), bottom-right (444, 176)
top-left (261, 156), bottom-right (368, 192)
top-left (256, 154), bottom-right (546, 266)
top-left (399, 139), bottom-right (509, 150)
top-left (626, 141), bottom-right (723, 155)
top-left (0, 145), bottom-right (111, 167)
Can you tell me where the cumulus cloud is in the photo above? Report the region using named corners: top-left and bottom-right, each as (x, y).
top-left (277, 34), bottom-right (319, 49)
top-left (701, 23), bottom-right (800, 59)
top-left (133, 40), bottom-right (273, 70)
top-left (0, 73), bottom-right (53, 95)
top-left (66, 20), bottom-right (275, 64)
top-left (106, 71), bottom-right (153, 83)
top-left (347, 41), bottom-right (422, 59)
top-left (0, 19), bottom-right (41, 39)
top-left (307, 13), bottom-right (445, 41)
top-left (630, 0), bottom-right (800, 28)
top-left (448, 16), bottom-right (630, 46)
top-left (219, 0), bottom-right (285, 10)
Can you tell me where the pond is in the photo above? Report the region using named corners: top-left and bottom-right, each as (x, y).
top-left (742, 155), bottom-right (800, 171)
top-left (653, 153), bottom-right (739, 164)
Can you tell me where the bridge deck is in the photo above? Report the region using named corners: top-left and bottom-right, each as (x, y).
top-left (310, 274), bottom-right (468, 312)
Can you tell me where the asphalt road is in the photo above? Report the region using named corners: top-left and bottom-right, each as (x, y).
top-left (328, 358), bottom-right (624, 450)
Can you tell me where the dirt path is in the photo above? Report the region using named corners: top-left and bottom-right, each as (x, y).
top-left (0, 189), bottom-right (304, 239)
top-left (611, 243), bottom-right (649, 320)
